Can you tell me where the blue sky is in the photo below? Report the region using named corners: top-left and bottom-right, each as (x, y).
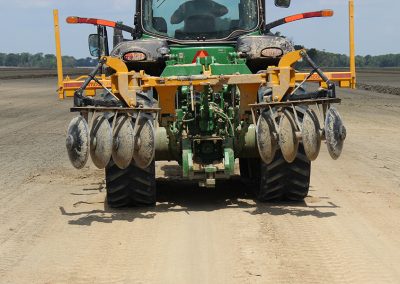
top-left (0, 0), bottom-right (398, 58)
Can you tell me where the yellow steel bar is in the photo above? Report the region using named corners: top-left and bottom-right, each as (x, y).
top-left (349, 0), bottom-right (356, 89)
top-left (295, 72), bottom-right (352, 81)
top-left (60, 71), bottom-right (353, 95)
top-left (53, 9), bottom-right (64, 99)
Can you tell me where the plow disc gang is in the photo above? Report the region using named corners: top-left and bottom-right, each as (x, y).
top-left (132, 116), bottom-right (155, 169)
top-left (279, 110), bottom-right (299, 163)
top-left (66, 116), bottom-right (89, 169)
top-left (89, 114), bottom-right (113, 169)
top-left (256, 111), bottom-right (277, 164)
top-left (302, 109), bottom-right (322, 161)
top-left (325, 107), bottom-right (346, 160)
top-left (112, 116), bottom-right (135, 169)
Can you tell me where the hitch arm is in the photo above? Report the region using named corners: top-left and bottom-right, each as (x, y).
top-left (74, 58), bottom-right (122, 108)
top-left (300, 50), bottom-right (336, 98)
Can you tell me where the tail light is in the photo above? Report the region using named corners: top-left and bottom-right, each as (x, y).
top-left (123, 52), bottom-right (146, 62)
top-left (261, 48), bottom-right (283, 58)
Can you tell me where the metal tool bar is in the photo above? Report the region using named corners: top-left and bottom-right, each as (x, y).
top-left (71, 107), bottom-right (160, 113)
top-left (249, 98), bottom-right (341, 109)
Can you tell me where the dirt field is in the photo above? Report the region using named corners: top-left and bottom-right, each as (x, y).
top-left (0, 77), bottom-right (399, 283)
top-left (0, 67), bottom-right (91, 80)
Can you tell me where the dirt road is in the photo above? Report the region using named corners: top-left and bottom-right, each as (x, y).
top-left (0, 78), bottom-right (399, 283)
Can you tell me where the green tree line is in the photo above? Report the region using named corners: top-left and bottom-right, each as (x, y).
top-left (0, 53), bottom-right (97, 68)
top-left (1, 50), bottom-right (400, 68)
top-left (295, 47), bottom-right (400, 68)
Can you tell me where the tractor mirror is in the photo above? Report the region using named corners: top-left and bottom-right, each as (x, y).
top-left (88, 34), bottom-right (104, 58)
top-left (275, 0), bottom-right (291, 8)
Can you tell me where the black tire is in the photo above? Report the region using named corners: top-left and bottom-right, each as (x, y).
top-left (255, 146), bottom-right (311, 202)
top-left (239, 158), bottom-right (250, 179)
top-left (239, 158), bottom-right (259, 181)
top-left (103, 91), bottom-right (157, 208)
top-left (105, 161), bottom-right (156, 208)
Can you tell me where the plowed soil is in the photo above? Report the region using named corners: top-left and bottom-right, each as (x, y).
top-left (0, 77), bottom-right (399, 283)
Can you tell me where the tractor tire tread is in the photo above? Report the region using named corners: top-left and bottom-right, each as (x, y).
top-left (105, 161), bottom-right (156, 208)
top-left (256, 147), bottom-right (311, 202)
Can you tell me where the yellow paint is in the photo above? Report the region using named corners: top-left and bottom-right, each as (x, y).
top-left (53, 9), bottom-right (64, 99)
top-left (265, 50), bottom-right (303, 102)
top-left (102, 56), bottom-right (128, 73)
top-left (238, 84), bottom-right (260, 117)
top-left (155, 86), bottom-right (178, 115)
top-left (278, 50), bottom-right (303, 68)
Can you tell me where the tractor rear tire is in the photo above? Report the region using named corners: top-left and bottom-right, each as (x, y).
top-left (105, 161), bottom-right (156, 208)
top-left (239, 158), bottom-right (259, 182)
top-left (256, 147), bottom-right (311, 202)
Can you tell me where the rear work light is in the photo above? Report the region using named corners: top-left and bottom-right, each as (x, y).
top-left (123, 52), bottom-right (146, 62)
top-left (261, 48), bottom-right (283, 58)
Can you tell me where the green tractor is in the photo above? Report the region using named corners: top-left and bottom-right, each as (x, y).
top-left (64, 0), bottom-right (347, 207)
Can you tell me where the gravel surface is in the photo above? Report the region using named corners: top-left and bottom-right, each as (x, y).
top-left (0, 78), bottom-right (399, 283)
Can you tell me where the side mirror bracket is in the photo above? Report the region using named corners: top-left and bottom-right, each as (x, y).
top-left (88, 26), bottom-right (110, 59)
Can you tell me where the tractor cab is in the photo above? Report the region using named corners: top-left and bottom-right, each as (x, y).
top-left (140, 0), bottom-right (260, 41)
top-left (95, 0), bottom-right (293, 76)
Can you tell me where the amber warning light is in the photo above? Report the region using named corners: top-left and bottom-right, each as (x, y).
top-left (66, 16), bottom-right (78, 24)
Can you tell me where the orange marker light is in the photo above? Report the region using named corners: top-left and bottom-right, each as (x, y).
top-left (322, 10), bottom-right (334, 17)
top-left (66, 16), bottom-right (79, 24)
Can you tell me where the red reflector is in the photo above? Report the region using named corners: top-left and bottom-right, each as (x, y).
top-left (123, 52), bottom-right (146, 61)
top-left (192, 50), bottom-right (209, 63)
top-left (331, 73), bottom-right (351, 79)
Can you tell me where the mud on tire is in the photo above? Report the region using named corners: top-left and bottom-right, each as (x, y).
top-left (105, 161), bottom-right (156, 208)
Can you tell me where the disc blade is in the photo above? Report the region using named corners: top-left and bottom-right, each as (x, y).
top-left (112, 116), bottom-right (135, 169)
top-left (66, 116), bottom-right (89, 169)
top-left (90, 114), bottom-right (113, 169)
top-left (279, 110), bottom-right (299, 163)
top-left (325, 107), bottom-right (346, 160)
top-left (302, 109), bottom-right (321, 161)
top-left (133, 116), bottom-right (155, 169)
top-left (256, 111), bottom-right (277, 164)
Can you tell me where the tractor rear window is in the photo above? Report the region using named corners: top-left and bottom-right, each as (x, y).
top-left (142, 0), bottom-right (259, 40)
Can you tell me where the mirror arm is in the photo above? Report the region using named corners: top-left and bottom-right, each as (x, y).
top-left (265, 10), bottom-right (334, 33)
top-left (67, 16), bottom-right (135, 38)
